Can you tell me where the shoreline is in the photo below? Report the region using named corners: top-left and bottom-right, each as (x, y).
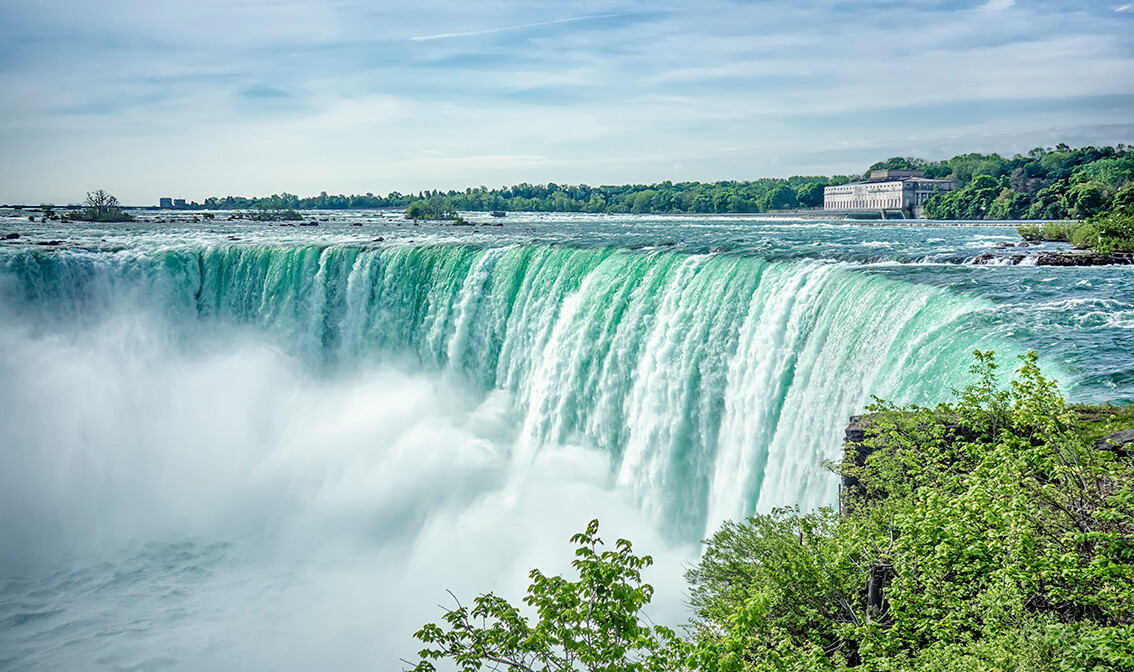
top-left (0, 206), bottom-right (1044, 228)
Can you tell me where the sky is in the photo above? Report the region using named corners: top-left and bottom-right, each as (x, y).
top-left (0, 0), bottom-right (1132, 204)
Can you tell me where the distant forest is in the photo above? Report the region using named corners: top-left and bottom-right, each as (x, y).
top-left (196, 143), bottom-right (1132, 220)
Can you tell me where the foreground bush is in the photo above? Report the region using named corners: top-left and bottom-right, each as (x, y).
top-left (408, 519), bottom-right (690, 672)
top-left (690, 352), bottom-right (1133, 671)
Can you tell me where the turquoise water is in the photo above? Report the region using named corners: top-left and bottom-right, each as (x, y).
top-left (0, 212), bottom-right (1130, 670)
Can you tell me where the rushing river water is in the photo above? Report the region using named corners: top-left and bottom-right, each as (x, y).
top-left (0, 211), bottom-right (1131, 671)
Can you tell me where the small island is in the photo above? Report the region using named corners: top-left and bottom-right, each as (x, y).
top-left (1017, 190), bottom-right (1134, 257)
top-left (404, 194), bottom-right (493, 226)
top-left (65, 190), bottom-right (134, 223)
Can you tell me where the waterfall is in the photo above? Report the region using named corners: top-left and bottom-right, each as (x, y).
top-left (1, 242), bottom-right (1013, 542)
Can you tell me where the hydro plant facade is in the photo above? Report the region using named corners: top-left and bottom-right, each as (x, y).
top-left (413, 352), bottom-right (1134, 672)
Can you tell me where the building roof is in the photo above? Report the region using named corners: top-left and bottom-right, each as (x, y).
top-left (827, 175), bottom-right (956, 188)
top-left (868, 169), bottom-right (924, 181)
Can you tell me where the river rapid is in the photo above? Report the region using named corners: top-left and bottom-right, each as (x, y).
top-left (0, 211), bottom-right (1130, 671)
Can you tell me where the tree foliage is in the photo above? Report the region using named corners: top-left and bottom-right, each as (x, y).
top-left (409, 519), bottom-right (688, 672)
top-left (924, 175), bottom-right (1004, 219)
top-left (407, 195), bottom-right (460, 220)
top-left (1018, 184), bottom-right (1134, 253)
top-left (922, 144), bottom-right (1134, 221)
top-left (686, 351), bottom-right (1134, 671)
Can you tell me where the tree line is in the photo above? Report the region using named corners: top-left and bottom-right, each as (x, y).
top-left (197, 177), bottom-right (840, 216)
top-left (912, 143), bottom-right (1133, 220)
top-left (187, 143), bottom-right (1131, 220)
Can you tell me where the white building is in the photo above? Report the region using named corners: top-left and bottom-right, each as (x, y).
top-left (824, 170), bottom-right (955, 216)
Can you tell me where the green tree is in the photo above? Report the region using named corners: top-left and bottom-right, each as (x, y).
top-left (796, 182), bottom-right (826, 208)
top-left (584, 193), bottom-right (608, 213)
top-left (986, 189), bottom-right (1030, 219)
top-left (865, 156), bottom-right (928, 177)
top-left (1027, 181), bottom-right (1070, 220)
top-left (762, 184), bottom-right (798, 211)
top-left (68, 189), bottom-right (134, 222)
top-left (406, 195), bottom-right (458, 220)
top-left (925, 175), bottom-right (1003, 219)
top-left (943, 153), bottom-right (1009, 186)
top-left (687, 508), bottom-right (862, 671)
top-left (1070, 156), bottom-right (1134, 191)
top-left (630, 190), bottom-right (656, 214)
top-left (409, 520), bottom-right (688, 672)
top-left (1067, 180), bottom-right (1110, 219)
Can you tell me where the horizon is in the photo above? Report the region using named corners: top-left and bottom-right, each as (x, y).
top-left (1, 140), bottom-right (1128, 208)
top-left (2, 1), bottom-right (1133, 204)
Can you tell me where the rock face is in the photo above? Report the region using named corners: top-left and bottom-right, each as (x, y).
top-left (840, 416), bottom-right (878, 511)
top-left (968, 251), bottom-right (1134, 266)
top-left (1037, 251), bottom-right (1134, 266)
top-left (1096, 429), bottom-right (1134, 457)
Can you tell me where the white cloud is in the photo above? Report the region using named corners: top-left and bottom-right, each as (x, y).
top-left (978, 0), bottom-right (1016, 10)
top-left (410, 14), bottom-right (624, 41)
top-left (1115, 4), bottom-right (1132, 12)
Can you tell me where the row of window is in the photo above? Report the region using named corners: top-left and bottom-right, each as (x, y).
top-left (824, 197), bottom-right (904, 209)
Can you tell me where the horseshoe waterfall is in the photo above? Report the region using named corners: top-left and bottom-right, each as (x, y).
top-left (2, 219), bottom-right (1128, 671)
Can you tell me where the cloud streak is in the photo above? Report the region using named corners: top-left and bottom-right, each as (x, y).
top-left (410, 13), bottom-right (626, 41)
top-left (979, 0), bottom-right (1016, 10)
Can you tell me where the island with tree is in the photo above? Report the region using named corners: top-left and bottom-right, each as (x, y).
top-left (66, 190), bottom-right (134, 222)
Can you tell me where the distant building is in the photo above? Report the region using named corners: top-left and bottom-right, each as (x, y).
top-left (173, 199), bottom-right (187, 208)
top-left (159, 197), bottom-right (173, 208)
top-left (824, 170), bottom-right (955, 217)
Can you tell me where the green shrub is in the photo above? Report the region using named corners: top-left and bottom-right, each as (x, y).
top-left (1017, 223), bottom-right (1042, 241)
top-left (1093, 211), bottom-right (1134, 253)
top-left (1071, 221), bottom-right (1101, 249)
top-left (1016, 220), bottom-right (1076, 242)
top-left (250, 207), bottom-right (302, 221)
top-left (686, 351), bottom-right (1134, 671)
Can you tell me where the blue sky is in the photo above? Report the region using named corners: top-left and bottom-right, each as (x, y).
top-left (1, 0), bottom-right (1132, 204)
